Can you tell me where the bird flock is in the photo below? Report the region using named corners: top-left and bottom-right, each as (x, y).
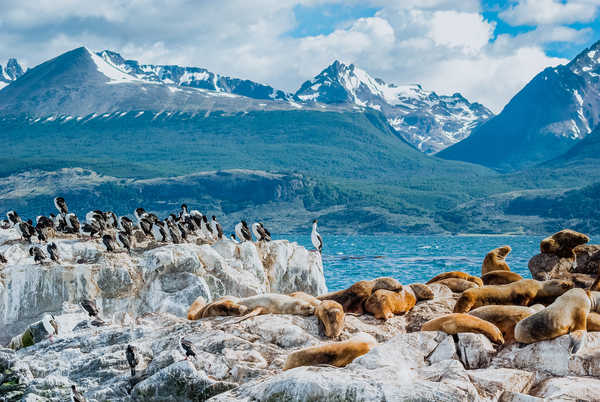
top-left (1, 197), bottom-right (324, 266)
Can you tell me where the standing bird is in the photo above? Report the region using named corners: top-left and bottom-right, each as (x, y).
top-left (102, 234), bottom-right (116, 252)
top-left (201, 215), bottom-right (214, 240)
top-left (41, 313), bottom-right (58, 342)
top-left (0, 253), bottom-right (7, 264)
top-left (71, 385), bottom-right (86, 402)
top-left (104, 211), bottom-right (118, 229)
top-left (81, 299), bottom-right (105, 326)
top-left (180, 204), bottom-right (190, 220)
top-left (65, 213), bottom-right (81, 234)
top-left (235, 221), bottom-right (252, 242)
top-left (17, 221), bottom-right (35, 242)
top-left (47, 242), bottom-right (60, 263)
top-left (151, 221), bottom-right (169, 242)
top-left (311, 219), bottom-right (323, 253)
top-left (260, 223), bottom-right (271, 241)
top-left (211, 216), bottom-right (223, 240)
top-left (180, 337), bottom-right (197, 360)
top-left (6, 210), bottom-right (21, 226)
top-left (126, 344), bottom-right (139, 377)
top-left (119, 216), bottom-right (134, 236)
top-left (29, 246), bottom-right (47, 263)
top-left (54, 197), bottom-right (69, 216)
top-left (116, 232), bottom-right (131, 253)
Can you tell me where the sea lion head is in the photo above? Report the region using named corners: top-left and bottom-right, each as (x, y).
top-left (541, 279), bottom-right (574, 297)
top-left (496, 246), bottom-right (512, 259)
top-left (409, 283), bottom-right (434, 301)
top-left (371, 277), bottom-right (402, 292)
top-left (317, 300), bottom-right (344, 338)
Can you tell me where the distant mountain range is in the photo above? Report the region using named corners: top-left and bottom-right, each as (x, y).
top-left (439, 40), bottom-right (600, 170)
top-left (0, 47), bottom-right (491, 153)
top-left (294, 61), bottom-right (493, 153)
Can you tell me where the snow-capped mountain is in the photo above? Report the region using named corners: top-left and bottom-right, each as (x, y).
top-left (439, 40), bottom-right (600, 170)
top-left (294, 61), bottom-right (493, 153)
top-left (98, 50), bottom-right (290, 101)
top-left (0, 58), bottom-right (24, 89)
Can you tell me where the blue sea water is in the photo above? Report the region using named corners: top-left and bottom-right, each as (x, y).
top-left (285, 235), bottom-right (553, 291)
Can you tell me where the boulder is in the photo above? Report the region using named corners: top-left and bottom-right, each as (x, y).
top-left (531, 376), bottom-right (600, 400)
top-left (457, 333), bottom-right (496, 369)
top-left (529, 242), bottom-right (600, 284)
top-left (467, 368), bottom-right (534, 400)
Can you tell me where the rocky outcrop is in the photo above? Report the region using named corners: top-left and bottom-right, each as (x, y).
top-left (0, 229), bottom-right (326, 344)
top-left (528, 229), bottom-right (599, 286)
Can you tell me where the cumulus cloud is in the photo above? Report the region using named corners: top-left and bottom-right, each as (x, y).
top-left (500, 0), bottom-right (599, 26)
top-left (0, 0), bottom-right (592, 112)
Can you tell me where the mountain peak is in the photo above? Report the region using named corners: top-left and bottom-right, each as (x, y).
top-left (568, 40), bottom-right (600, 75)
top-left (0, 58), bottom-right (25, 87)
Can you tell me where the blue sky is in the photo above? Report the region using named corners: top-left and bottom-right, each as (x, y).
top-left (0, 0), bottom-right (598, 112)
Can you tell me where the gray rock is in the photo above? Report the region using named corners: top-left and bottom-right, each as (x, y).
top-left (457, 333), bottom-right (496, 369)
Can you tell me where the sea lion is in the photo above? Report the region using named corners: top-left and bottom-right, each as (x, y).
top-left (421, 313), bottom-right (504, 344)
top-left (469, 305), bottom-right (537, 343)
top-left (482, 246), bottom-right (512, 275)
top-left (454, 279), bottom-right (573, 313)
top-left (237, 294), bottom-right (315, 319)
top-left (364, 288), bottom-right (417, 320)
top-left (514, 288), bottom-right (591, 353)
top-left (432, 278), bottom-right (478, 293)
top-left (289, 291), bottom-right (321, 307)
top-left (187, 295), bottom-right (207, 320)
top-left (315, 300), bottom-right (345, 338)
top-left (540, 229), bottom-right (589, 259)
top-left (427, 271), bottom-right (483, 287)
top-left (409, 283), bottom-right (434, 301)
top-left (317, 277), bottom-right (402, 314)
top-left (481, 270), bottom-right (523, 286)
top-left (283, 332), bottom-right (377, 370)
top-left (201, 296), bottom-right (248, 318)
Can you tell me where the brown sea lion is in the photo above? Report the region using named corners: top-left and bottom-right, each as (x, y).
top-left (236, 294), bottom-right (315, 320)
top-left (469, 305), bottom-right (537, 343)
top-left (515, 288), bottom-right (591, 353)
top-left (364, 288), bottom-right (417, 320)
top-left (432, 278), bottom-right (478, 293)
top-left (454, 279), bottom-right (573, 313)
top-left (421, 313), bottom-right (504, 344)
top-left (187, 296), bottom-right (207, 320)
top-left (481, 270), bottom-right (523, 285)
top-left (540, 229), bottom-right (589, 259)
top-left (427, 271), bottom-right (483, 287)
top-left (283, 333), bottom-right (377, 370)
top-left (482, 246), bottom-right (512, 275)
top-left (317, 277), bottom-right (402, 314)
top-left (315, 300), bottom-right (345, 338)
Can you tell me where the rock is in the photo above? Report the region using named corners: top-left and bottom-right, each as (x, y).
top-left (529, 243), bottom-right (600, 284)
top-left (0, 237), bottom-right (326, 343)
top-left (467, 368), bottom-right (535, 400)
top-left (427, 334), bottom-right (457, 364)
top-left (482, 245), bottom-right (511, 275)
top-left (499, 391), bottom-right (545, 402)
top-left (532, 376), bottom-right (600, 400)
top-left (491, 332), bottom-right (600, 377)
top-left (457, 333), bottom-right (496, 369)
top-left (540, 229), bottom-right (589, 259)
top-left (131, 360), bottom-right (236, 401)
top-left (574, 244), bottom-right (600, 274)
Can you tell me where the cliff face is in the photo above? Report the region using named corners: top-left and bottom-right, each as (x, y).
top-left (0, 229), bottom-right (326, 343)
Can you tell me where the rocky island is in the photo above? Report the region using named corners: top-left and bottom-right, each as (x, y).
top-left (2, 224), bottom-right (600, 401)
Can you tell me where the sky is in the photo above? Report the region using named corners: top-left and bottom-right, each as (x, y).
top-left (0, 0), bottom-right (599, 112)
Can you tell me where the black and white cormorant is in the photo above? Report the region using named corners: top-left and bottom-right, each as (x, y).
top-left (211, 216), bottom-right (223, 240)
top-left (126, 344), bottom-right (139, 377)
top-left (116, 231), bottom-right (131, 253)
top-left (6, 210), bottom-right (21, 227)
top-left (47, 242), bottom-right (60, 263)
top-left (180, 337), bottom-right (197, 360)
top-left (311, 219), bottom-right (323, 253)
top-left (54, 197), bottom-right (69, 215)
top-left (71, 385), bottom-right (86, 402)
top-left (29, 246), bottom-right (47, 263)
top-left (102, 234), bottom-right (116, 252)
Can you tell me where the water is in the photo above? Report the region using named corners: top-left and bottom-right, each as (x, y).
top-left (284, 235), bottom-right (549, 291)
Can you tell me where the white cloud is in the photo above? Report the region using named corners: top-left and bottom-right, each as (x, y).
top-left (500, 0), bottom-right (599, 26)
top-left (427, 11), bottom-right (495, 54)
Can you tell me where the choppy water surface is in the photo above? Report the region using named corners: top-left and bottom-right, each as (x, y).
top-left (285, 235), bottom-right (549, 291)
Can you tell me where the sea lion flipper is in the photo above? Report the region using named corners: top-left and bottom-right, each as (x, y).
top-left (234, 307), bottom-right (266, 324)
top-left (569, 330), bottom-right (587, 355)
